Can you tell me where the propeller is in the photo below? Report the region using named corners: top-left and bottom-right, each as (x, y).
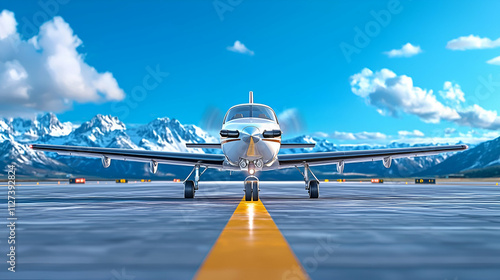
top-left (199, 106), bottom-right (224, 136)
top-left (277, 108), bottom-right (306, 136)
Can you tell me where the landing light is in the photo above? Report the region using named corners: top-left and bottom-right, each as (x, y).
top-left (248, 168), bottom-right (255, 175)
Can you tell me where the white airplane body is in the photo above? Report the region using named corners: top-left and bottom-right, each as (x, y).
top-left (32, 91), bottom-right (468, 201)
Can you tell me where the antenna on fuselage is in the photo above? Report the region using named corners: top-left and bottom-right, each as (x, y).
top-left (249, 91), bottom-right (253, 103)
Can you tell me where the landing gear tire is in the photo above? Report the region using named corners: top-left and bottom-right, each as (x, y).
top-left (184, 180), bottom-right (195, 198)
top-left (252, 181), bottom-right (259, 201)
top-left (308, 180), bottom-right (319, 199)
top-left (244, 181), bottom-right (252, 201)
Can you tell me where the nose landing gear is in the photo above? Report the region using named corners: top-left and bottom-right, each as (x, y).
top-left (244, 176), bottom-right (259, 201)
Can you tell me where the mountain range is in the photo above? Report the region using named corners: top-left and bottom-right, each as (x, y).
top-left (0, 113), bottom-right (499, 180)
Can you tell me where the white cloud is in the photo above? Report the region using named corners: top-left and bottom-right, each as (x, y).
top-left (398, 130), bottom-right (424, 137)
top-left (329, 131), bottom-right (387, 140)
top-left (444, 128), bottom-right (457, 135)
top-left (482, 131), bottom-right (500, 139)
top-left (439, 81), bottom-right (465, 105)
top-left (313, 129), bottom-right (499, 145)
top-left (0, 10), bottom-right (125, 116)
top-left (446, 34), bottom-right (500, 50)
top-left (384, 43), bottom-right (422, 58)
top-left (350, 68), bottom-right (459, 123)
top-left (0, 10), bottom-right (16, 40)
top-left (227, 40), bottom-right (254, 55)
top-left (349, 68), bottom-right (500, 130)
top-left (487, 55), bottom-right (500, 65)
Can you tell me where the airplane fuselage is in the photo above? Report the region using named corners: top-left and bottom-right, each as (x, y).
top-left (220, 103), bottom-right (281, 174)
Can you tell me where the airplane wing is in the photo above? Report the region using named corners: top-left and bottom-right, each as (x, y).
top-left (186, 143), bottom-right (221, 149)
top-left (277, 144), bottom-right (468, 168)
top-left (185, 143), bottom-right (316, 149)
top-left (31, 144), bottom-right (225, 168)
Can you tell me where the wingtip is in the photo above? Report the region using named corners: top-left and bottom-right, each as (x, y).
top-left (462, 144), bottom-right (469, 149)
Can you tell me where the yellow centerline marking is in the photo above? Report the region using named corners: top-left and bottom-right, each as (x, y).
top-left (195, 198), bottom-right (309, 280)
top-left (247, 137), bottom-right (256, 157)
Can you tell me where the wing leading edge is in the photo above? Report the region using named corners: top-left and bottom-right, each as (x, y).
top-left (31, 144), bottom-right (225, 168)
top-left (277, 144), bottom-right (468, 168)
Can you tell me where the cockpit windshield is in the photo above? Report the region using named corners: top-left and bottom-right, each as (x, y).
top-left (224, 105), bottom-right (277, 123)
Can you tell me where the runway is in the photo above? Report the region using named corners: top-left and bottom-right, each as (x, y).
top-left (1, 180), bottom-right (500, 279)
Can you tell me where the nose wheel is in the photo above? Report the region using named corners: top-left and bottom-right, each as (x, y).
top-left (244, 176), bottom-right (259, 201)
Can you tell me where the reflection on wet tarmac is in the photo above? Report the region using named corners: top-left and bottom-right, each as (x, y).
top-left (0, 180), bottom-right (499, 280)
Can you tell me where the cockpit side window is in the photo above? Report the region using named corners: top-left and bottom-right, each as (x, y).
top-left (224, 105), bottom-right (277, 123)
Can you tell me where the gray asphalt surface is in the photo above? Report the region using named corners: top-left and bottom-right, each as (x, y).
top-left (1, 180), bottom-right (499, 280)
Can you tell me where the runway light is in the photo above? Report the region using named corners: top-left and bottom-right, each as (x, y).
top-left (371, 179), bottom-right (384, 183)
top-left (324, 179), bottom-right (329, 182)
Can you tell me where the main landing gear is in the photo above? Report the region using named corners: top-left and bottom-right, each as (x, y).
top-left (244, 176), bottom-right (259, 201)
top-left (296, 163), bottom-right (320, 198)
top-left (183, 165), bottom-right (208, 198)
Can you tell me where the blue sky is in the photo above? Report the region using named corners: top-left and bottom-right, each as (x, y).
top-left (1, 0), bottom-right (500, 144)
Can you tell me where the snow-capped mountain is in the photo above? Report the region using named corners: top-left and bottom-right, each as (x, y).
top-left (421, 136), bottom-right (500, 176)
top-left (0, 113), bottom-right (498, 179)
top-left (130, 117), bottom-right (217, 152)
top-left (0, 113), bottom-right (73, 141)
top-left (0, 113), bottom-right (218, 177)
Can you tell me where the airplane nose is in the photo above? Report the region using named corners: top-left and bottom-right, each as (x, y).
top-left (241, 126), bottom-right (260, 143)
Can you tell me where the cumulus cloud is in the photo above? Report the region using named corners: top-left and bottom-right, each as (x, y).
top-left (0, 10), bottom-right (16, 39)
top-left (446, 34), bottom-right (500, 50)
top-left (482, 131), bottom-right (500, 139)
top-left (329, 131), bottom-right (387, 140)
top-left (0, 10), bottom-right (125, 116)
top-left (487, 55), bottom-right (500, 65)
top-left (439, 81), bottom-right (465, 105)
top-left (444, 128), bottom-right (457, 135)
top-left (384, 43), bottom-right (422, 58)
top-left (350, 68), bottom-right (459, 123)
top-left (350, 68), bottom-right (500, 130)
top-left (398, 130), bottom-right (424, 137)
top-left (227, 40), bottom-right (254, 55)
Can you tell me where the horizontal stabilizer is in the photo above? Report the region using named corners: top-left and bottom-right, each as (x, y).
top-left (280, 143), bottom-right (316, 149)
top-left (185, 143), bottom-right (222, 149)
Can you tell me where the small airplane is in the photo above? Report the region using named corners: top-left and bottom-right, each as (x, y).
top-left (32, 92), bottom-right (468, 201)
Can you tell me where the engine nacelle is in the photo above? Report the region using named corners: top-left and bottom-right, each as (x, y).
top-left (337, 160), bottom-right (345, 174)
top-left (383, 157), bottom-right (392, 169)
top-left (150, 160), bottom-right (158, 174)
top-left (102, 156), bottom-right (111, 168)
